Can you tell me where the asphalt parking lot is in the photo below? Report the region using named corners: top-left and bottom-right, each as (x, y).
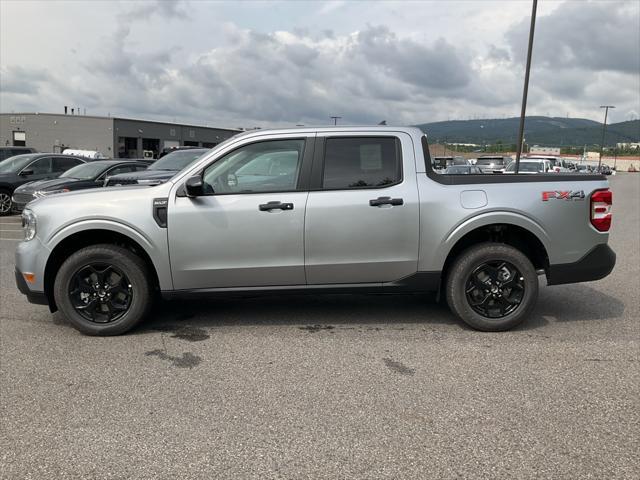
top-left (1, 175), bottom-right (638, 479)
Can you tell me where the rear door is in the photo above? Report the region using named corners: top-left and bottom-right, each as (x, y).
top-left (304, 133), bottom-right (420, 284)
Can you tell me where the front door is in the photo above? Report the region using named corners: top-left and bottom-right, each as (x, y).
top-left (168, 136), bottom-right (313, 290)
top-left (304, 133), bottom-right (420, 284)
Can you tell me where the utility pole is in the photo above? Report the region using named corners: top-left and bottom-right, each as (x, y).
top-left (330, 116), bottom-right (342, 125)
top-left (599, 105), bottom-right (615, 169)
top-left (514, 0), bottom-right (537, 174)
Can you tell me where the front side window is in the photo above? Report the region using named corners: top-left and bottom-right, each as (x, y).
top-left (27, 157), bottom-right (52, 174)
top-left (202, 139), bottom-right (305, 194)
top-left (322, 137), bottom-right (401, 189)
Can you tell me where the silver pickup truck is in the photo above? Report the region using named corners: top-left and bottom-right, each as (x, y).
top-left (15, 127), bottom-right (615, 335)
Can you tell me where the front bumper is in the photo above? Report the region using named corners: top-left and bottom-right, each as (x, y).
top-left (12, 191), bottom-right (36, 213)
top-left (546, 244), bottom-right (616, 286)
top-left (15, 268), bottom-right (48, 305)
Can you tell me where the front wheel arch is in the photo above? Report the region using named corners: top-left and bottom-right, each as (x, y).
top-left (44, 229), bottom-right (160, 312)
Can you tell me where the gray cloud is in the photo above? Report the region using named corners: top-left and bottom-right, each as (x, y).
top-left (118, 0), bottom-right (190, 22)
top-left (0, 1), bottom-right (638, 127)
top-left (0, 66), bottom-right (51, 95)
top-left (507, 1), bottom-right (640, 74)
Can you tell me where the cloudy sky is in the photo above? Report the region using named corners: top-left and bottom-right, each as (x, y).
top-left (1, 0), bottom-right (638, 128)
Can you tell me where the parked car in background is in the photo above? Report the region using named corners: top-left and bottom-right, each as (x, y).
top-left (0, 154), bottom-right (86, 215)
top-left (524, 155), bottom-right (570, 172)
top-left (597, 165), bottom-right (613, 175)
top-left (503, 159), bottom-right (552, 174)
top-left (576, 164), bottom-right (595, 174)
top-left (0, 146), bottom-right (37, 161)
top-left (104, 148), bottom-right (208, 186)
top-left (158, 145), bottom-right (205, 159)
top-left (473, 155), bottom-right (511, 173)
top-left (443, 165), bottom-right (484, 175)
top-left (61, 149), bottom-right (107, 160)
top-left (433, 156), bottom-right (467, 170)
top-left (11, 160), bottom-right (148, 213)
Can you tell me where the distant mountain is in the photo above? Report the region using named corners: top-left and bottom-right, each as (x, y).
top-left (415, 116), bottom-right (640, 147)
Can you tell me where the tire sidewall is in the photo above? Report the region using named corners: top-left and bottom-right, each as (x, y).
top-left (54, 245), bottom-right (151, 335)
top-left (447, 243), bottom-right (539, 331)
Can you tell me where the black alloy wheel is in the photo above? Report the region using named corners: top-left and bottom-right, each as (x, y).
top-left (0, 190), bottom-right (12, 215)
top-left (464, 261), bottom-right (525, 318)
top-left (445, 242), bottom-right (538, 331)
top-left (69, 263), bottom-right (133, 323)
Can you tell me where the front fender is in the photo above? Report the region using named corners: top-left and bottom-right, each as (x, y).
top-left (45, 218), bottom-right (173, 291)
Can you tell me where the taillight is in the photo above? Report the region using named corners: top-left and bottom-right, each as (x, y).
top-left (590, 189), bottom-right (612, 232)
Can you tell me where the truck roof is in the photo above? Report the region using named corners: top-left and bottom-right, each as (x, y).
top-left (234, 125), bottom-right (425, 140)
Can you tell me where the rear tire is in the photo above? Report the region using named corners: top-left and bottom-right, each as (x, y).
top-left (53, 244), bottom-right (153, 335)
top-left (445, 243), bottom-right (538, 331)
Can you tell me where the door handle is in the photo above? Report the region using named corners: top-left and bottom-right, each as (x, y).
top-left (369, 196), bottom-right (403, 207)
top-left (259, 201), bottom-right (294, 211)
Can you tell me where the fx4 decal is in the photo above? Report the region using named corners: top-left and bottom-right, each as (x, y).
top-left (542, 190), bottom-right (585, 201)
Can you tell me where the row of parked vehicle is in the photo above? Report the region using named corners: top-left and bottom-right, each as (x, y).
top-left (0, 147), bottom-right (208, 215)
top-left (433, 155), bottom-right (615, 175)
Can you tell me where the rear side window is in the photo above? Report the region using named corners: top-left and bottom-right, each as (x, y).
top-left (53, 157), bottom-right (83, 171)
top-left (322, 137), bottom-right (401, 189)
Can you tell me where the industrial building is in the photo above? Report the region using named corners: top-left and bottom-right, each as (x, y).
top-left (0, 113), bottom-right (240, 159)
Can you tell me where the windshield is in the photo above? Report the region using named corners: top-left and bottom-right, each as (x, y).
top-left (149, 149), bottom-right (208, 171)
top-left (0, 154), bottom-right (39, 174)
top-left (505, 162), bottom-right (544, 172)
top-left (476, 158), bottom-right (505, 166)
top-left (60, 162), bottom-right (110, 179)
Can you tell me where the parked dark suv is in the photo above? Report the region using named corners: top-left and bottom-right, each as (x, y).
top-left (0, 147), bottom-right (37, 161)
top-left (0, 153), bottom-right (86, 215)
top-left (104, 148), bottom-right (208, 187)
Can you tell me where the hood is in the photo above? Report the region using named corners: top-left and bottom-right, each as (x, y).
top-left (15, 177), bottom-right (83, 193)
top-left (107, 169), bottom-right (177, 183)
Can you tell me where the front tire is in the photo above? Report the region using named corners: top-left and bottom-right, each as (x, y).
top-left (53, 244), bottom-right (153, 335)
top-left (0, 189), bottom-right (12, 216)
top-left (445, 243), bottom-right (538, 331)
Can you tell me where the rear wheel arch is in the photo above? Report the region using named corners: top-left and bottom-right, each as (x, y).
top-left (44, 229), bottom-right (160, 312)
top-left (442, 223), bottom-right (550, 278)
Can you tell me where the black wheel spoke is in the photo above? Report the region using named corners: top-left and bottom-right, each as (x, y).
top-left (465, 260), bottom-right (525, 319)
top-left (69, 262), bottom-right (133, 324)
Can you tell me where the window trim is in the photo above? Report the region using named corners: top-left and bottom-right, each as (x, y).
top-left (179, 137), bottom-right (314, 197)
top-left (309, 136), bottom-right (403, 192)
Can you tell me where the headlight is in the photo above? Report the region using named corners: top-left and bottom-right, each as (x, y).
top-left (21, 209), bottom-right (37, 241)
top-left (34, 188), bottom-right (69, 197)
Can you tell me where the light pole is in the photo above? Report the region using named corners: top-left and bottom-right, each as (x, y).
top-left (330, 116), bottom-right (342, 125)
top-left (599, 105), bottom-right (615, 169)
top-left (514, 0), bottom-right (537, 174)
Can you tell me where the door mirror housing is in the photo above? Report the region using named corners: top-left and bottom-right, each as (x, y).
top-left (20, 169), bottom-right (34, 176)
top-left (185, 175), bottom-right (205, 197)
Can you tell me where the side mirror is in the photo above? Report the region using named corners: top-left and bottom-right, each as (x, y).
top-left (185, 175), bottom-right (204, 197)
top-left (20, 169), bottom-right (34, 176)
